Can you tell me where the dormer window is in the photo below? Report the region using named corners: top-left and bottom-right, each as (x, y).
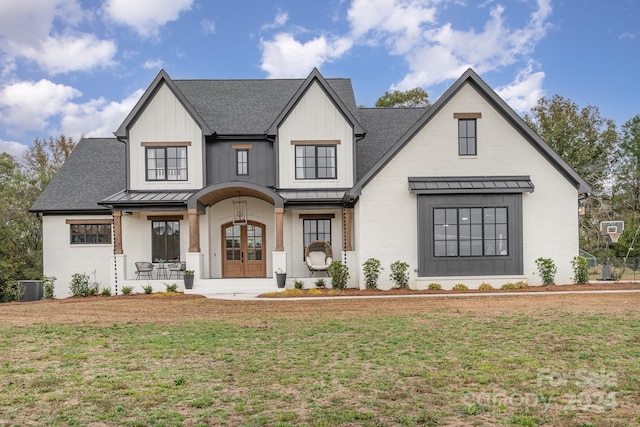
top-left (293, 140), bottom-right (338, 180)
top-left (143, 142), bottom-right (189, 181)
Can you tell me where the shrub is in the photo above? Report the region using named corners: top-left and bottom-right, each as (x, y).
top-left (389, 260), bottom-right (410, 289)
top-left (478, 282), bottom-right (494, 291)
top-left (314, 278), bottom-right (326, 288)
top-left (165, 283), bottom-right (178, 293)
top-left (42, 276), bottom-right (56, 299)
top-left (514, 281), bottom-right (529, 289)
top-left (100, 287), bottom-right (112, 296)
top-left (501, 282), bottom-right (516, 290)
top-left (294, 280), bottom-right (304, 290)
top-left (328, 261), bottom-right (350, 290)
top-left (571, 255), bottom-right (589, 285)
top-left (121, 286), bottom-right (134, 295)
top-left (362, 258), bottom-right (382, 289)
top-left (3, 280), bottom-right (25, 302)
top-left (535, 257), bottom-right (557, 286)
top-left (428, 283), bottom-right (442, 290)
top-left (143, 284), bottom-right (153, 294)
top-left (452, 283), bottom-right (468, 291)
top-left (69, 273), bottom-right (98, 297)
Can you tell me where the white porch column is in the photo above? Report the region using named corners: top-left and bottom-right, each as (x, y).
top-left (343, 251), bottom-right (358, 288)
top-left (272, 251), bottom-right (287, 279)
top-left (186, 252), bottom-right (204, 281)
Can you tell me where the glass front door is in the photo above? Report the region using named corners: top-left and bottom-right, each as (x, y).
top-left (222, 221), bottom-right (266, 278)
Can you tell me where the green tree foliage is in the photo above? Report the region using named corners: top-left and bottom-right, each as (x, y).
top-left (375, 87), bottom-right (430, 108)
top-left (613, 115), bottom-right (640, 212)
top-left (0, 136), bottom-right (76, 290)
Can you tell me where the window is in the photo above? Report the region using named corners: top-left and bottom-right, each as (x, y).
top-left (236, 149), bottom-right (248, 176)
top-left (152, 220), bottom-right (180, 262)
top-left (433, 207), bottom-right (508, 257)
top-left (303, 219), bottom-right (331, 250)
top-left (458, 119), bottom-right (477, 156)
top-left (70, 224), bottom-right (112, 244)
top-left (146, 147), bottom-right (187, 181)
top-left (295, 145), bottom-right (336, 179)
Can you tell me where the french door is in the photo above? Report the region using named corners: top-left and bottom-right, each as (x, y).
top-left (222, 221), bottom-right (266, 278)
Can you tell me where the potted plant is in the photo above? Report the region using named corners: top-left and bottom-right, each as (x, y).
top-left (183, 270), bottom-right (195, 290)
top-left (275, 268), bottom-right (286, 288)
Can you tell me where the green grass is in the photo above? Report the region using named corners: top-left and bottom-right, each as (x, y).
top-left (1, 309), bottom-right (639, 426)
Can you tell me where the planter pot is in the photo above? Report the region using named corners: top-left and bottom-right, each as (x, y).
top-left (276, 273), bottom-right (287, 288)
top-left (184, 275), bottom-right (194, 290)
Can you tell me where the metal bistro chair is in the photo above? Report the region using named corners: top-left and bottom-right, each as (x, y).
top-left (169, 261), bottom-right (186, 279)
top-left (135, 262), bottom-right (154, 279)
top-left (305, 240), bottom-right (333, 276)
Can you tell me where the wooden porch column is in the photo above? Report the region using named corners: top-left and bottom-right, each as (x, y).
top-left (188, 208), bottom-right (201, 253)
top-left (113, 210), bottom-right (123, 254)
top-left (275, 207), bottom-right (284, 251)
top-left (343, 208), bottom-right (353, 251)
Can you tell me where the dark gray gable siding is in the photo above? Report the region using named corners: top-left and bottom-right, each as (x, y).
top-left (205, 139), bottom-right (275, 187)
top-left (30, 138), bottom-right (125, 213)
top-left (417, 193), bottom-right (523, 277)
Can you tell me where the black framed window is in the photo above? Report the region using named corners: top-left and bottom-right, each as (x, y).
top-left (303, 219), bottom-right (331, 249)
top-left (433, 207), bottom-right (508, 257)
top-left (70, 224), bottom-right (112, 244)
top-left (458, 119), bottom-right (477, 156)
top-left (236, 149), bottom-right (248, 176)
top-left (295, 145), bottom-right (336, 179)
top-left (146, 147), bottom-right (187, 181)
top-left (152, 220), bottom-right (180, 262)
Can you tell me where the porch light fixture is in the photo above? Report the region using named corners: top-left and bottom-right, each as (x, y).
top-left (233, 200), bottom-right (247, 225)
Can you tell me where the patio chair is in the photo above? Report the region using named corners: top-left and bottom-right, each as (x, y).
top-left (305, 240), bottom-right (333, 276)
top-left (168, 261), bottom-right (186, 279)
top-left (135, 261), bottom-right (154, 279)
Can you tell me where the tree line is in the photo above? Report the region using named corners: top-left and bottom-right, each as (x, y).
top-left (0, 91), bottom-right (638, 295)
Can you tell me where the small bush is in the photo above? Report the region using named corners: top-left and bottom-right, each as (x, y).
top-left (501, 282), bottom-right (516, 290)
top-left (428, 283), bottom-right (442, 290)
top-left (535, 257), bottom-right (557, 286)
top-left (308, 288), bottom-right (322, 295)
top-left (514, 281), bottom-right (529, 289)
top-left (294, 280), bottom-right (304, 290)
top-left (478, 282), bottom-right (494, 291)
top-left (362, 258), bottom-right (382, 290)
top-left (165, 283), bottom-right (178, 293)
top-left (389, 260), bottom-right (410, 289)
top-left (314, 278), bottom-right (326, 288)
top-left (42, 276), bottom-right (56, 299)
top-left (571, 255), bottom-right (589, 284)
top-left (121, 286), bottom-right (133, 295)
top-left (142, 284), bottom-right (153, 294)
top-left (3, 280), bottom-right (25, 302)
top-left (328, 261), bottom-right (350, 290)
top-left (452, 283), bottom-right (468, 291)
top-left (69, 273), bottom-right (98, 297)
top-left (100, 287), bottom-right (112, 296)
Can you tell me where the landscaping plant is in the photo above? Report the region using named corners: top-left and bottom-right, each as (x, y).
top-left (328, 260), bottom-right (350, 290)
top-left (571, 255), bottom-right (589, 284)
top-left (69, 273), bottom-right (99, 297)
top-left (362, 258), bottom-right (382, 289)
top-left (42, 275), bottom-right (56, 299)
top-left (121, 286), bottom-right (133, 295)
top-left (535, 257), bottom-right (557, 285)
top-left (389, 260), bottom-right (409, 288)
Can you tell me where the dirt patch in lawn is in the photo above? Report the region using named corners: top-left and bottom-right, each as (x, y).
top-left (0, 282), bottom-right (638, 326)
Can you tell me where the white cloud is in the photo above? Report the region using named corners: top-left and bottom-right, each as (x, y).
top-left (143, 58), bottom-right (164, 70)
top-left (201, 19), bottom-right (216, 34)
top-left (496, 64), bottom-right (545, 113)
top-left (0, 79), bottom-right (81, 134)
top-left (0, 140), bottom-right (29, 159)
top-left (58, 89), bottom-right (144, 139)
top-left (0, 0), bottom-right (117, 75)
top-left (392, 0), bottom-right (553, 89)
top-left (262, 11), bottom-right (289, 30)
top-left (619, 32), bottom-right (636, 41)
top-left (103, 0), bottom-right (194, 38)
top-left (261, 33), bottom-right (353, 78)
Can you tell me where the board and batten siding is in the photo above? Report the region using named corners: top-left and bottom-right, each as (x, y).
top-left (355, 82), bottom-right (580, 288)
top-left (278, 81), bottom-right (354, 189)
top-left (129, 82), bottom-right (204, 190)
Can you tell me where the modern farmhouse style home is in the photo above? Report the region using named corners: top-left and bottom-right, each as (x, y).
top-left (31, 68), bottom-right (591, 297)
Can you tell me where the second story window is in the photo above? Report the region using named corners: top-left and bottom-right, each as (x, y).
top-left (236, 149), bottom-right (248, 176)
top-left (458, 119), bottom-right (477, 156)
top-left (146, 146), bottom-right (187, 181)
top-left (295, 145), bottom-right (336, 179)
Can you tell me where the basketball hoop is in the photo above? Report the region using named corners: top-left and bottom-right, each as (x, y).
top-left (608, 232), bottom-right (620, 243)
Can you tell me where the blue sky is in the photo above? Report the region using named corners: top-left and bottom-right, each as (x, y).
top-left (0, 0), bottom-right (638, 159)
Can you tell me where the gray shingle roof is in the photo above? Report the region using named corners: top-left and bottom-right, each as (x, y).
top-left (356, 107), bottom-right (427, 181)
top-left (30, 138), bottom-right (125, 213)
top-left (175, 77), bottom-right (359, 135)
